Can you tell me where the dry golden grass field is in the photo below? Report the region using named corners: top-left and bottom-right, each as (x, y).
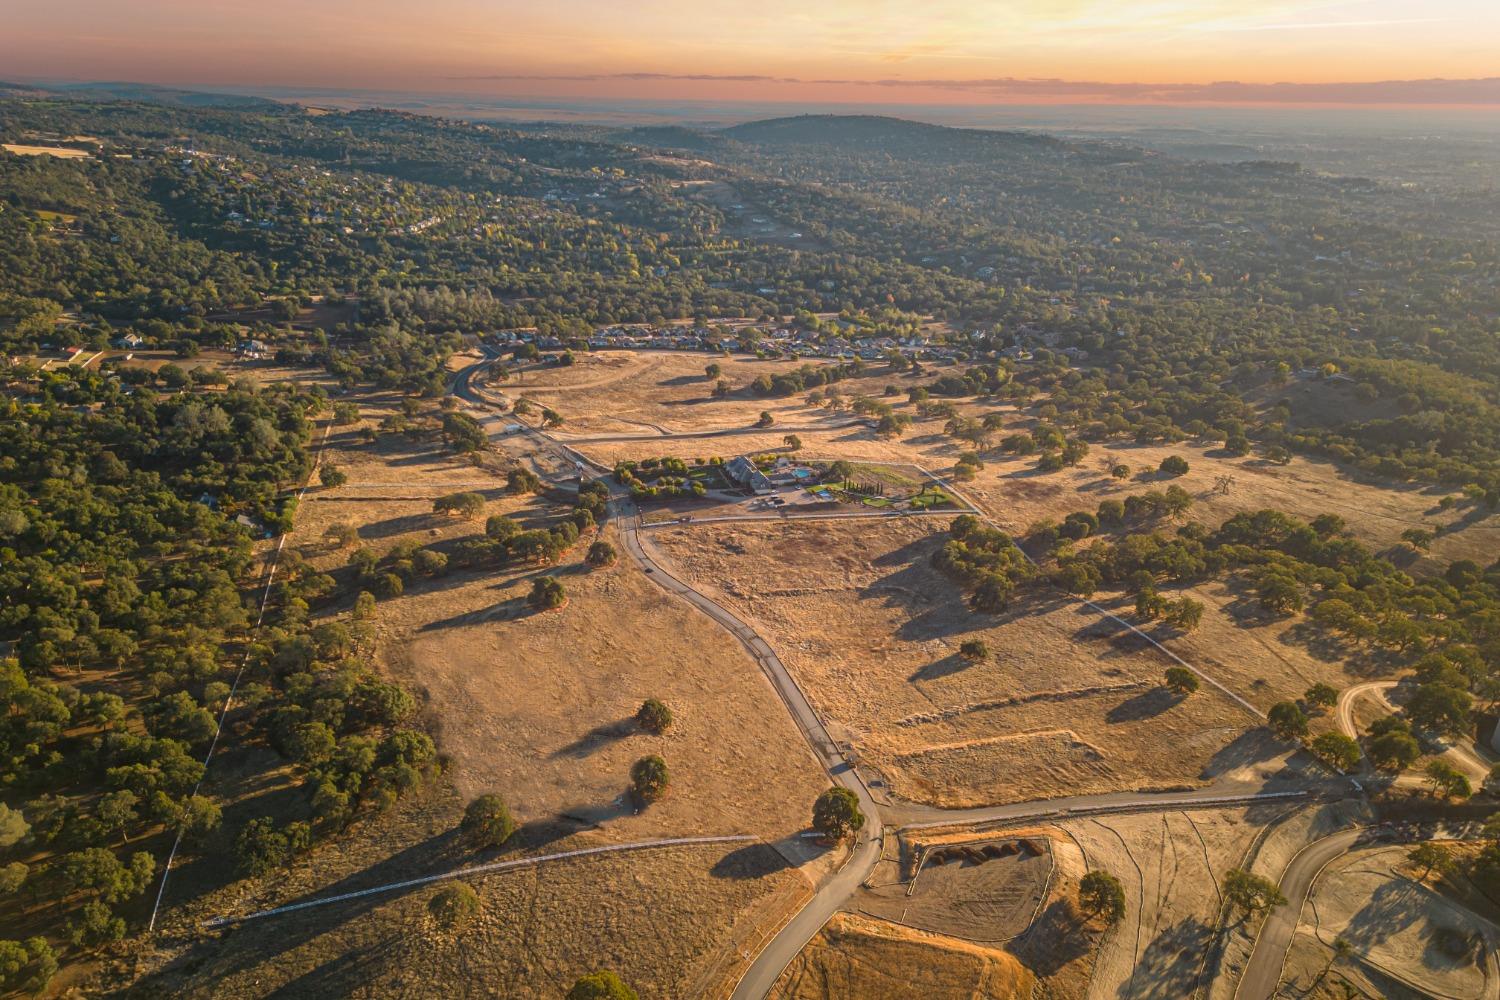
top-left (650, 518), bottom-right (1267, 807)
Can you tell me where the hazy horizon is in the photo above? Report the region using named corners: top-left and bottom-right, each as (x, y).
top-left (6, 0), bottom-right (1499, 108)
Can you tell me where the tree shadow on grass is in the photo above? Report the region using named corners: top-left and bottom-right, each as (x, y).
top-left (415, 596), bottom-right (532, 631)
top-left (1011, 899), bottom-right (1092, 976)
top-left (710, 842), bottom-right (793, 881)
top-left (549, 717), bottom-right (637, 760)
top-left (909, 654), bottom-right (973, 683)
top-left (1104, 686), bottom-right (1178, 723)
top-left (1122, 916), bottom-right (1213, 1000)
top-left (127, 826), bottom-right (469, 996)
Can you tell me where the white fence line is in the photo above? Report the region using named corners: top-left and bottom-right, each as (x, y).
top-left (206, 834), bottom-right (758, 927)
top-left (147, 422), bottom-right (332, 932)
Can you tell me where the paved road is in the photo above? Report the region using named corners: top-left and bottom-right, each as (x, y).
top-left (1234, 827), bottom-right (1364, 1000)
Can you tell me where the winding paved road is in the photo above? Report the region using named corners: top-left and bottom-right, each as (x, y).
top-left (1234, 827), bottom-right (1364, 1000)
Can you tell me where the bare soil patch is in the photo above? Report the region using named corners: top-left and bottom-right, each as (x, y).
top-left (770, 911), bottom-right (1034, 1000)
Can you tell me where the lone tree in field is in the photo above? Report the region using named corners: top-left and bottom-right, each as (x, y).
top-left (782, 433), bottom-right (802, 452)
top-left (1424, 760), bottom-right (1472, 800)
top-left (630, 755), bottom-right (669, 804)
top-left (586, 540), bottom-right (617, 568)
top-left (319, 464), bottom-right (348, 488)
top-left (1368, 729), bottom-right (1420, 773)
top-left (1310, 732), bottom-right (1361, 773)
top-left (1223, 868), bottom-right (1286, 923)
top-left (1078, 869), bottom-right (1126, 925)
top-left (812, 786), bottom-right (865, 842)
top-left (528, 576), bottom-right (566, 612)
top-left (507, 467), bottom-right (541, 494)
top-left (1164, 667), bottom-right (1199, 696)
top-left (755, 410), bottom-right (774, 428)
top-left (1267, 701), bottom-right (1308, 743)
top-left (428, 882), bottom-right (481, 929)
top-left (1408, 842), bottom-right (1455, 880)
top-left (958, 639), bottom-right (990, 663)
top-left (635, 698), bottom-right (673, 735)
top-left (567, 971), bottom-right (638, 1000)
top-left (1158, 455), bottom-right (1189, 477)
top-left (705, 362), bottom-right (722, 380)
top-left (461, 794), bottom-right (517, 848)
top-left (434, 491), bottom-right (485, 519)
top-left (1304, 683), bottom-right (1339, 712)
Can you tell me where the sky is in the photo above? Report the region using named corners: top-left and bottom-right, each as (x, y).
top-left (6, 0), bottom-right (1500, 105)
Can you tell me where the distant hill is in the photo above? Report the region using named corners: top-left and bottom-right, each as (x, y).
top-left (0, 80), bottom-right (282, 110)
top-left (717, 114), bottom-right (1062, 158)
top-left (613, 125), bottom-right (723, 153)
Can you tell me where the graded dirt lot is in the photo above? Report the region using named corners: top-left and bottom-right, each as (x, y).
top-left (770, 911), bottom-right (1034, 1000)
top-left (650, 518), bottom-right (1266, 808)
top-left (857, 834), bottom-right (1052, 944)
top-left (1296, 845), bottom-right (1499, 1000)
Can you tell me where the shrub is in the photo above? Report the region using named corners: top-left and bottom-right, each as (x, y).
top-left (528, 576), bottom-right (566, 611)
top-left (811, 786), bottom-right (865, 841)
top-left (1223, 868), bottom-right (1286, 921)
top-left (428, 882), bottom-right (482, 929)
top-left (586, 541), bottom-right (617, 568)
top-left (1309, 732), bottom-right (1361, 772)
top-left (1367, 730), bottom-right (1419, 773)
top-left (630, 755), bottom-right (669, 804)
top-left (462, 794), bottom-right (518, 848)
top-left (434, 491), bottom-right (485, 519)
top-left (1159, 455), bottom-right (1189, 477)
top-left (1304, 683), bottom-right (1339, 710)
top-left (958, 639), bottom-right (989, 663)
top-left (1267, 701), bottom-right (1308, 742)
top-left (636, 698), bottom-right (673, 734)
top-left (567, 971), bottom-right (639, 1000)
top-left (1164, 667), bottom-right (1199, 696)
top-left (1078, 869), bottom-right (1126, 924)
top-left (1424, 760), bottom-right (1471, 799)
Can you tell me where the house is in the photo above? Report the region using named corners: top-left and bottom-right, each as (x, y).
top-left (237, 339), bottom-right (270, 359)
top-left (725, 457), bottom-right (775, 495)
top-left (112, 333), bottom-right (144, 350)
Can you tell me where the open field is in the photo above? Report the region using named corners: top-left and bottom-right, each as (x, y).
top-left (770, 911), bottom-right (1034, 1000)
top-left (650, 518), bottom-right (1270, 807)
top-left (384, 525), bottom-right (829, 848)
top-left (491, 350), bottom-right (937, 440)
top-left (2, 142), bottom-right (91, 157)
top-left (513, 352), bottom-right (1500, 564)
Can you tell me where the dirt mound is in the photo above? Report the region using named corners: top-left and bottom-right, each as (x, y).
top-left (771, 912), bottom-right (1035, 1000)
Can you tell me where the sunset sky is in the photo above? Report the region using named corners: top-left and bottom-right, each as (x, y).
top-left (7, 0), bottom-right (1500, 104)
